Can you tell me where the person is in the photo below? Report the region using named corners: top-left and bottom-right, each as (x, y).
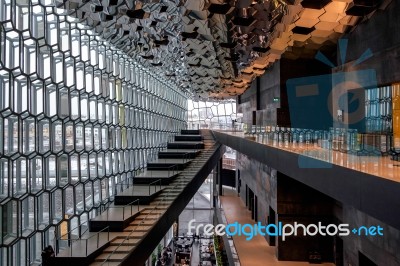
top-left (232, 119), bottom-right (237, 131)
top-left (41, 245), bottom-right (55, 266)
top-left (166, 247), bottom-right (172, 260)
top-left (48, 245), bottom-right (55, 257)
top-left (41, 247), bottom-right (48, 265)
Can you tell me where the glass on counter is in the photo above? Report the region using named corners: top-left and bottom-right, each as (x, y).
top-left (241, 117), bottom-right (396, 159)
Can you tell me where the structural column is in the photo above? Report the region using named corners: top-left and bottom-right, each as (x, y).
top-left (218, 158), bottom-right (223, 196)
top-left (212, 165), bottom-right (218, 207)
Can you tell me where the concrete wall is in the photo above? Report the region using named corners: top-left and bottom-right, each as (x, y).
top-left (337, 3), bottom-right (400, 263)
top-left (257, 61), bottom-right (281, 126)
top-left (341, 206), bottom-right (400, 266)
top-left (237, 153), bottom-right (336, 262)
top-left (237, 152), bottom-right (277, 245)
top-left (238, 57), bottom-right (331, 128)
top-left (235, 149), bottom-right (400, 265)
top-left (260, 61), bottom-right (281, 110)
top-left (238, 79), bottom-right (257, 123)
top-left (239, 78), bottom-right (258, 105)
top-left (276, 173), bottom-right (335, 262)
top-left (342, 0), bottom-right (400, 86)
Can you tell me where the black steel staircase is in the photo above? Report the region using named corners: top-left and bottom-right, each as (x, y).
top-left (49, 129), bottom-right (224, 266)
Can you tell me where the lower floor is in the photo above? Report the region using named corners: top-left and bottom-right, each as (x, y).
top-left (220, 187), bottom-right (334, 266)
top-left (233, 151), bottom-right (400, 266)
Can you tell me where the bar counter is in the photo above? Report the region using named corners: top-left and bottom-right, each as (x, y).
top-left (212, 130), bottom-right (400, 231)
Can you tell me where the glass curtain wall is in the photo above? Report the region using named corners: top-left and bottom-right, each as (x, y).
top-left (178, 173), bottom-right (214, 236)
top-left (187, 99), bottom-right (240, 169)
top-left (0, 1), bottom-right (187, 265)
top-left (187, 99), bottom-right (241, 130)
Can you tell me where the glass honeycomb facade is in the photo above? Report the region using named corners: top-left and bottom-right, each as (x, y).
top-left (187, 99), bottom-right (240, 130)
top-left (0, 1), bottom-right (187, 265)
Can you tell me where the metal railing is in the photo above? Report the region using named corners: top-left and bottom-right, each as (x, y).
top-left (168, 134), bottom-right (175, 143)
top-left (147, 151), bottom-right (193, 164)
top-left (114, 178), bottom-right (134, 195)
top-left (148, 179), bottom-right (162, 195)
top-left (114, 164), bottom-right (182, 197)
top-left (114, 178), bottom-right (163, 196)
top-left (84, 226), bottom-right (110, 256)
top-left (222, 157), bottom-right (236, 170)
top-left (54, 221), bottom-right (89, 254)
top-left (56, 226), bottom-right (110, 257)
top-left (145, 163), bottom-right (180, 177)
top-left (100, 184), bottom-right (181, 265)
top-left (103, 199), bottom-right (140, 221)
top-left (146, 150), bottom-right (159, 163)
top-left (215, 200), bottom-right (241, 266)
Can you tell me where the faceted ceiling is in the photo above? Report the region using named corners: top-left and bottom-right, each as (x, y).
top-left (57, 0), bottom-right (392, 99)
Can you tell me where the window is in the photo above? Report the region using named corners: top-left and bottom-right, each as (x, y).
top-left (0, 1), bottom-right (187, 264)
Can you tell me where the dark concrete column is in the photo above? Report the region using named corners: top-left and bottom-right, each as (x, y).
top-left (277, 172), bottom-right (335, 262)
top-left (212, 165), bottom-right (218, 208)
top-left (236, 169), bottom-right (241, 197)
top-left (1, 205), bottom-right (5, 243)
top-left (218, 158), bottom-right (223, 196)
top-left (174, 219), bottom-right (179, 238)
top-left (256, 77), bottom-right (261, 110)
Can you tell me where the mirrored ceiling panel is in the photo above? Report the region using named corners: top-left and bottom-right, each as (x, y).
top-left (56, 0), bottom-right (392, 99)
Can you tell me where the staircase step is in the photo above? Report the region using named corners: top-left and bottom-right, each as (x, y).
top-left (156, 196), bottom-right (173, 200)
top-left (153, 197), bottom-right (177, 201)
top-left (125, 223), bottom-right (152, 229)
top-left (126, 221), bottom-right (154, 227)
top-left (157, 191), bottom-right (178, 195)
top-left (112, 231), bottom-right (145, 237)
top-left (153, 197), bottom-right (175, 200)
top-left (91, 262), bottom-right (120, 266)
top-left (104, 245), bottom-right (134, 253)
top-left (135, 214), bottom-right (159, 219)
top-left (167, 142), bottom-right (204, 149)
top-left (150, 205), bottom-right (168, 210)
top-left (95, 253), bottom-right (127, 262)
top-left (111, 238), bottom-right (140, 245)
top-left (149, 200), bottom-right (172, 204)
top-left (181, 129), bottom-right (200, 135)
top-left (140, 208), bottom-right (165, 212)
top-left (116, 235), bottom-right (143, 240)
top-left (130, 219), bottom-right (155, 225)
top-left (149, 202), bottom-right (171, 206)
top-left (141, 208), bottom-right (165, 213)
top-left (175, 135), bottom-right (203, 141)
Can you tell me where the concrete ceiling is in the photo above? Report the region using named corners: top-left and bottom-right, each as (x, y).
top-left (56, 0), bottom-right (392, 99)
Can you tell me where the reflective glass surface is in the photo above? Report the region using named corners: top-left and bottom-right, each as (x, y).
top-left (0, 1), bottom-right (187, 264)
